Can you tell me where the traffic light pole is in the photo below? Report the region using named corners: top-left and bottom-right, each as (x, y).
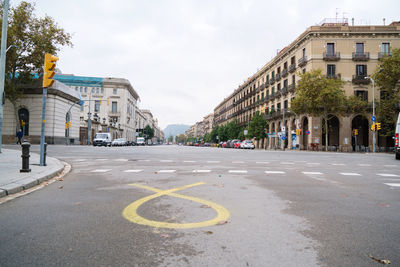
top-left (40, 87), bottom-right (47, 166)
top-left (371, 78), bottom-right (376, 153)
top-left (0, 0), bottom-right (9, 154)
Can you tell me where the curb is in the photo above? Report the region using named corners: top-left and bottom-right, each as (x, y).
top-left (0, 163), bottom-right (65, 198)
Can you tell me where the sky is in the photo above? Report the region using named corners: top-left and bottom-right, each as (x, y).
top-left (12, 0), bottom-right (400, 129)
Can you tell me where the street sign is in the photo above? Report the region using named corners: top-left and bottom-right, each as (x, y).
top-left (282, 136), bottom-right (286, 141)
top-left (244, 130), bottom-right (248, 135)
top-left (282, 126), bottom-right (286, 132)
top-left (371, 116), bottom-right (376, 122)
top-left (305, 130), bottom-right (310, 135)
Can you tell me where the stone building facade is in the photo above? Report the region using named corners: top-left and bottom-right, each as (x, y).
top-left (214, 19), bottom-right (400, 151)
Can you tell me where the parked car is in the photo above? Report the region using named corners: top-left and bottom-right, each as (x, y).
top-left (222, 142), bottom-right (227, 148)
top-left (93, 133), bottom-right (112, 147)
top-left (218, 141), bottom-right (224, 148)
top-left (112, 138), bottom-right (127, 146)
top-left (137, 137), bottom-right (145, 146)
top-left (240, 140), bottom-right (255, 149)
top-left (229, 139), bottom-right (240, 148)
top-left (234, 140), bottom-right (242, 149)
top-left (395, 112), bottom-right (400, 160)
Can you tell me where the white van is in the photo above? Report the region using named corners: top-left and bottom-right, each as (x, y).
top-left (395, 112), bottom-right (400, 160)
top-left (93, 133), bottom-right (112, 147)
top-left (137, 137), bottom-right (145, 146)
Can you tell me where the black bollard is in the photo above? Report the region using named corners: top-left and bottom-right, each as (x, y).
top-left (20, 142), bottom-right (31, 173)
top-left (43, 143), bottom-right (47, 166)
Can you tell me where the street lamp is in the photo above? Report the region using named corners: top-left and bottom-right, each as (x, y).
top-left (366, 68), bottom-right (383, 153)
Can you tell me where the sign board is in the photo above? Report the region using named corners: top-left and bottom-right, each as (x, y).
top-left (282, 126), bottom-right (286, 132)
top-left (244, 130), bottom-right (248, 136)
top-left (371, 116), bottom-right (376, 122)
top-left (269, 135), bottom-right (277, 138)
top-left (305, 130), bottom-right (310, 135)
top-left (282, 136), bottom-right (286, 141)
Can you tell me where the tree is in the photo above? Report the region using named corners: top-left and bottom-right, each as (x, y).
top-left (143, 125), bottom-right (154, 140)
top-left (175, 134), bottom-right (186, 144)
top-left (0, 1), bottom-right (72, 129)
top-left (291, 69), bottom-right (346, 151)
top-left (226, 119), bottom-right (243, 140)
top-left (167, 135), bottom-right (173, 143)
top-left (248, 111), bottom-right (268, 140)
top-left (375, 48), bottom-right (400, 137)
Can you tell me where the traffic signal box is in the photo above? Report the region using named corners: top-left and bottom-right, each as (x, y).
top-left (353, 129), bottom-right (358, 136)
top-left (370, 122), bottom-right (381, 131)
top-left (43, 53), bottom-right (59, 88)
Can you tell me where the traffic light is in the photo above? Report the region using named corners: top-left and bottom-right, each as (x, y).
top-left (376, 122), bottom-right (381, 131)
top-left (107, 97), bottom-right (110, 106)
top-left (371, 124), bottom-right (375, 131)
top-left (43, 53), bottom-right (59, 88)
top-left (353, 129), bottom-right (358, 136)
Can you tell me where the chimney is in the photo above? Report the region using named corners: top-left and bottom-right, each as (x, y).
top-left (383, 18), bottom-right (386, 25)
top-left (352, 18), bottom-right (354, 26)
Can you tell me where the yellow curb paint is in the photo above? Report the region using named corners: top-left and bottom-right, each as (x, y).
top-left (122, 182), bottom-right (230, 229)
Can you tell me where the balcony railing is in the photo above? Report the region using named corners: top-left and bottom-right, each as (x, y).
top-left (288, 83), bottom-right (295, 92)
top-left (275, 73), bottom-right (281, 81)
top-left (265, 80), bottom-right (270, 87)
top-left (326, 74), bottom-right (338, 79)
top-left (298, 56), bottom-right (307, 67)
top-left (282, 86), bottom-right (288, 95)
top-left (352, 52), bottom-right (370, 61)
top-left (281, 69), bottom-right (288, 77)
top-left (352, 75), bottom-right (370, 85)
top-left (288, 63), bottom-right (296, 73)
top-left (378, 52), bottom-right (392, 59)
top-left (270, 77), bottom-right (275, 84)
top-left (323, 52), bottom-right (340, 61)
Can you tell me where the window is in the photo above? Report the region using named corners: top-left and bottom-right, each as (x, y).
top-left (356, 65), bottom-right (367, 77)
top-left (302, 68), bottom-right (306, 74)
top-left (356, 43), bottom-right (364, 53)
top-left (101, 88), bottom-right (104, 94)
top-left (326, 43), bottom-right (335, 55)
top-left (291, 56), bottom-right (295, 65)
top-left (381, 42), bottom-right (390, 53)
top-left (272, 71), bottom-right (275, 79)
top-left (80, 105), bottom-right (84, 111)
top-left (277, 103), bottom-right (281, 112)
top-left (292, 75), bottom-right (295, 85)
top-left (283, 62), bottom-right (287, 69)
top-left (261, 92), bottom-right (264, 99)
top-left (266, 75), bottom-right (269, 83)
top-left (113, 88), bottom-right (118, 95)
top-left (302, 48), bottom-right (306, 58)
top-left (80, 87), bottom-right (83, 92)
top-left (277, 67), bottom-right (281, 74)
top-left (257, 95), bottom-right (259, 101)
top-left (355, 90), bottom-right (368, 102)
top-left (91, 88), bottom-right (95, 93)
top-left (277, 83), bottom-right (281, 91)
top-left (94, 100), bottom-right (100, 112)
top-left (271, 87), bottom-right (275, 94)
top-left (283, 79), bottom-right (288, 88)
top-left (96, 88), bottom-right (99, 94)
top-left (284, 100), bottom-right (288, 109)
top-left (75, 87), bottom-right (79, 91)
top-left (327, 64), bottom-right (336, 77)
top-left (112, 101), bottom-right (117, 113)
top-left (84, 87), bottom-right (88, 93)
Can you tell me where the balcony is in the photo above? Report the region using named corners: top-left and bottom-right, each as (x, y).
top-left (282, 86), bottom-right (288, 95)
top-left (352, 52), bottom-right (370, 61)
top-left (270, 77), bottom-right (275, 84)
top-left (326, 74), bottom-right (338, 79)
top-left (288, 83), bottom-right (295, 92)
top-left (275, 73), bottom-right (281, 81)
top-left (281, 68), bottom-right (288, 77)
top-left (288, 63), bottom-right (296, 73)
top-left (378, 52), bottom-right (392, 59)
top-left (323, 52), bottom-right (340, 61)
top-left (352, 75), bottom-right (371, 85)
top-left (298, 56), bottom-right (307, 67)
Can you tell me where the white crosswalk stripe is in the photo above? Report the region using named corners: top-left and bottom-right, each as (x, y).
top-left (340, 173), bottom-right (361, 176)
top-left (160, 160), bottom-right (173, 162)
top-left (115, 159), bottom-right (128, 162)
top-left (183, 160), bottom-right (196, 163)
top-left (331, 163), bottom-right (346, 166)
top-left (90, 169), bottom-right (112, 173)
top-left (357, 164), bottom-right (371, 167)
top-left (193, 170), bottom-right (211, 173)
top-left (377, 173), bottom-right (400, 177)
top-left (157, 170), bottom-right (176, 173)
top-left (232, 161), bottom-right (245, 164)
top-left (207, 161), bottom-right (220, 163)
top-left (229, 170), bottom-right (248, 174)
top-left (302, 172), bottom-right (323, 175)
top-left (265, 171), bottom-right (286, 174)
top-left (281, 162), bottom-right (295, 165)
top-left (256, 162), bottom-right (270, 164)
top-left (123, 170), bottom-right (143, 173)
top-left (384, 183), bottom-right (400, 187)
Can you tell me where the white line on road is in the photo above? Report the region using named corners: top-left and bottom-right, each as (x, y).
top-left (256, 162), bottom-right (270, 164)
top-left (138, 160), bottom-right (150, 162)
top-left (384, 165), bottom-right (397, 167)
top-left (265, 171), bottom-right (286, 174)
top-left (357, 164), bottom-right (371, 167)
top-left (229, 170), bottom-right (248, 174)
top-left (183, 160), bottom-right (196, 163)
top-left (95, 159), bottom-right (108, 161)
top-left (90, 169), bottom-right (112, 173)
top-left (232, 161), bottom-right (245, 164)
top-left (157, 170), bottom-right (176, 173)
top-left (73, 159), bottom-right (86, 162)
top-left (307, 162), bottom-right (321, 165)
top-left (281, 162), bottom-right (295, 165)
top-left (340, 173), bottom-right (361, 176)
top-left (160, 160), bottom-right (173, 163)
top-left (115, 159), bottom-right (128, 162)
top-left (123, 170), bottom-right (143, 173)
top-left (193, 170), bottom-right (212, 173)
top-left (302, 172), bottom-right (323, 175)
top-left (377, 173), bottom-right (400, 177)
top-left (207, 161), bottom-right (220, 163)
top-left (384, 183), bottom-right (400, 187)
top-left (331, 163), bottom-right (346, 166)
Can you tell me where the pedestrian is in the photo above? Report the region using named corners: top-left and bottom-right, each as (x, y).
top-left (16, 129), bottom-right (23, 145)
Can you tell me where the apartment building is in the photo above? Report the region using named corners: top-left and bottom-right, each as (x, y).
top-left (54, 74), bottom-right (140, 144)
top-left (186, 113), bottom-right (214, 139)
top-left (214, 19), bottom-right (400, 151)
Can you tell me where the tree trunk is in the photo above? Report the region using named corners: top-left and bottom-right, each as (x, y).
top-left (324, 113), bottom-right (329, 152)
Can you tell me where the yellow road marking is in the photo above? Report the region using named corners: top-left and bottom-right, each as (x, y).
top-left (122, 182), bottom-right (230, 229)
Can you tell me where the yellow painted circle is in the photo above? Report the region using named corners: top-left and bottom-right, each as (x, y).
top-left (122, 182), bottom-right (230, 229)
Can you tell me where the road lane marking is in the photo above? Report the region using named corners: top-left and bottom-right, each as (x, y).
top-left (331, 163), bottom-right (345, 166)
top-left (339, 173), bottom-right (361, 176)
top-left (124, 170), bottom-right (143, 173)
top-left (280, 162), bottom-right (295, 165)
top-left (228, 170), bottom-right (248, 174)
top-left (384, 183), bottom-right (400, 187)
top-left (384, 165), bottom-right (397, 167)
top-left (90, 169), bottom-right (112, 173)
top-left (123, 182), bottom-right (230, 229)
top-left (158, 170), bottom-right (176, 173)
top-left (207, 161), bottom-right (220, 163)
top-left (95, 159), bottom-right (108, 161)
top-left (377, 174), bottom-right (400, 177)
top-left (307, 163), bottom-right (320, 165)
top-left (73, 159), bottom-right (85, 162)
top-left (138, 160), bottom-right (150, 162)
top-left (265, 171), bottom-right (285, 174)
top-left (357, 164), bottom-right (371, 167)
top-left (193, 170), bottom-right (211, 173)
top-left (183, 160), bottom-right (196, 163)
top-left (302, 172), bottom-right (323, 175)
top-left (256, 162), bottom-right (270, 164)
top-left (115, 159), bottom-right (128, 162)
top-left (160, 160), bottom-right (173, 162)
top-left (232, 161), bottom-right (245, 164)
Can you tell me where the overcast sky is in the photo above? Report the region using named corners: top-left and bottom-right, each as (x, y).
top-left (13, 0), bottom-right (400, 129)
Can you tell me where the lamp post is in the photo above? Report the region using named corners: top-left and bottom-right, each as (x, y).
top-left (366, 68), bottom-right (383, 153)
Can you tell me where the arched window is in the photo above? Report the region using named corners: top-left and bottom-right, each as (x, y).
top-left (18, 108), bottom-right (29, 136)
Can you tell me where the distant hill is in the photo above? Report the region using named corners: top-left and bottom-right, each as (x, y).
top-left (164, 124), bottom-right (190, 138)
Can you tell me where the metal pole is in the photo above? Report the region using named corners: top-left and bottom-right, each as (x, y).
top-left (40, 88), bottom-right (47, 166)
top-left (0, 0), bottom-right (10, 153)
top-left (371, 78), bottom-right (376, 153)
top-left (87, 92), bottom-right (91, 145)
top-left (282, 108), bottom-right (285, 151)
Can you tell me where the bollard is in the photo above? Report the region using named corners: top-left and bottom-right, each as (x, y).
top-left (43, 143), bottom-right (47, 166)
top-left (20, 142), bottom-right (31, 173)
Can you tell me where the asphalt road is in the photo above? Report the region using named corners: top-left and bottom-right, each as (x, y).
top-left (0, 144), bottom-right (399, 266)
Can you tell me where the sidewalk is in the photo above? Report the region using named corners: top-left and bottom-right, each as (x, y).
top-left (0, 147), bottom-right (65, 198)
